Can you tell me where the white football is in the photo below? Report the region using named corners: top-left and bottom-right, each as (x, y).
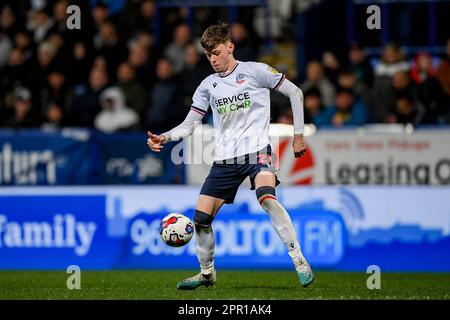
top-left (159, 213), bottom-right (194, 247)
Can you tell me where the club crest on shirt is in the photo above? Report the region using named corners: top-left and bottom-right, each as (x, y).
top-left (235, 73), bottom-right (245, 84)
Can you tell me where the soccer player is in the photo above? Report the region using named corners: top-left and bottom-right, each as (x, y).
top-left (147, 23), bottom-right (314, 289)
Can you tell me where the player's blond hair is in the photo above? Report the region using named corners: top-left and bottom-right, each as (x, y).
top-left (200, 22), bottom-right (231, 52)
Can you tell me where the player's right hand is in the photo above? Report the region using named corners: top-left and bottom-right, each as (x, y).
top-left (147, 131), bottom-right (166, 152)
top-left (293, 133), bottom-right (307, 158)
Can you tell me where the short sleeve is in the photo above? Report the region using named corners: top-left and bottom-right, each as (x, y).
top-left (252, 62), bottom-right (286, 90)
top-left (191, 80), bottom-right (210, 116)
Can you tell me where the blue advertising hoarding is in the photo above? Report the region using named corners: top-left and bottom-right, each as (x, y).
top-left (0, 194), bottom-right (119, 269)
top-left (96, 132), bottom-right (183, 184)
top-left (0, 129), bottom-right (184, 185)
top-left (0, 130), bottom-right (94, 185)
top-left (1, 186), bottom-right (449, 271)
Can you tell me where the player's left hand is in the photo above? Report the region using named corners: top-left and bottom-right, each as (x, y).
top-left (293, 134), bottom-right (307, 158)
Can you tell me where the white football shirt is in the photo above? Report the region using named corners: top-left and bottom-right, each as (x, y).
top-left (191, 61), bottom-right (285, 161)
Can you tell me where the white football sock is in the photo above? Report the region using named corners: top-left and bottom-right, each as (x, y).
top-left (194, 223), bottom-right (215, 274)
top-left (260, 198), bottom-right (305, 263)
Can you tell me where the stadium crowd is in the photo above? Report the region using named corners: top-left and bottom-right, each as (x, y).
top-left (0, 1), bottom-right (449, 134)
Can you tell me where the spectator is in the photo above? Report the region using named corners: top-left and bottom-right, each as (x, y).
top-left (386, 94), bottom-right (424, 126)
top-left (303, 87), bottom-right (325, 125)
top-left (137, 0), bottom-right (156, 32)
top-left (315, 87), bottom-right (368, 127)
top-left (36, 41), bottom-right (58, 81)
top-left (116, 62), bottom-right (147, 117)
top-left (53, 0), bottom-right (68, 27)
top-left (92, 55), bottom-right (108, 72)
top-left (13, 30), bottom-right (35, 66)
top-left (411, 52), bottom-right (435, 84)
top-left (436, 38), bottom-right (450, 122)
top-left (0, 90), bottom-right (12, 124)
top-left (179, 43), bottom-right (211, 111)
top-left (128, 42), bottom-right (158, 89)
top-left (375, 43), bottom-right (410, 77)
top-left (94, 21), bottom-right (128, 81)
top-left (117, 0), bottom-right (141, 35)
top-left (128, 30), bottom-right (154, 50)
top-left (164, 23), bottom-right (191, 74)
top-left (1, 48), bottom-right (31, 91)
top-left (40, 70), bottom-right (74, 122)
top-left (159, 8), bottom-right (189, 47)
top-left (436, 39), bottom-right (450, 96)
top-left (28, 8), bottom-right (57, 43)
top-left (1, 5), bottom-right (20, 38)
top-left (73, 67), bottom-right (109, 127)
top-left (372, 43), bottom-right (410, 122)
top-left (24, 40), bottom-right (60, 103)
top-left (0, 27), bottom-right (12, 67)
top-left (68, 42), bottom-right (94, 86)
top-left (90, 2), bottom-right (110, 27)
top-left (301, 61), bottom-right (336, 106)
top-left (337, 69), bottom-right (372, 113)
top-left (145, 58), bottom-right (182, 133)
top-left (322, 51), bottom-right (341, 86)
top-left (3, 87), bottom-right (39, 128)
top-left (270, 89), bottom-right (290, 125)
top-left (392, 71), bottom-right (419, 102)
top-left (277, 87), bottom-right (325, 124)
top-left (253, 0), bottom-right (293, 39)
top-left (277, 108), bottom-right (294, 126)
top-left (231, 22), bottom-right (257, 62)
top-left (119, 0), bottom-right (155, 34)
top-left (411, 52), bottom-right (446, 124)
top-left (94, 86), bottom-right (139, 133)
top-left (47, 32), bottom-right (70, 69)
top-left (41, 101), bottom-right (67, 130)
top-left (347, 44), bottom-right (374, 86)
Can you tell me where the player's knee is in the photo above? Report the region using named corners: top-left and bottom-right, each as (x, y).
top-left (255, 186), bottom-right (277, 208)
top-left (194, 209), bottom-right (214, 227)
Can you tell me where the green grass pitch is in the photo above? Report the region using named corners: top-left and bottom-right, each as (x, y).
top-left (1, 271), bottom-right (450, 300)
